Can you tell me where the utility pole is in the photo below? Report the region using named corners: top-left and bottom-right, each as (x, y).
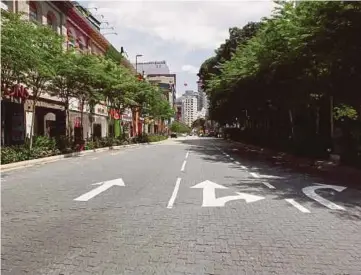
top-left (135, 54), bottom-right (143, 74)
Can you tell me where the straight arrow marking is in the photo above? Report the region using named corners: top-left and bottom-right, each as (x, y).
top-left (74, 178), bottom-right (125, 202)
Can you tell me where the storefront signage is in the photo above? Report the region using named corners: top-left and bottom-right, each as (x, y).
top-left (74, 117), bottom-right (81, 128)
top-left (2, 83), bottom-right (29, 102)
top-left (109, 109), bottom-right (120, 120)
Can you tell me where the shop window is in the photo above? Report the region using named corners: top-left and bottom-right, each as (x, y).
top-left (93, 124), bottom-right (101, 139)
top-left (29, 1), bottom-right (40, 23)
top-left (67, 27), bottom-right (77, 49)
top-left (46, 12), bottom-right (57, 32)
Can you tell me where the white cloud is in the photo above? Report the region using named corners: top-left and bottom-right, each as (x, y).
top-left (181, 64), bottom-right (199, 74)
top-left (88, 1), bottom-right (274, 50)
top-left (84, 0), bottom-right (275, 94)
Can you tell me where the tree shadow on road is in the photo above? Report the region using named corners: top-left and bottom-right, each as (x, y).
top-left (176, 138), bottom-right (361, 222)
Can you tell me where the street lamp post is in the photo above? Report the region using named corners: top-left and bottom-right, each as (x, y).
top-left (135, 54), bottom-right (143, 74)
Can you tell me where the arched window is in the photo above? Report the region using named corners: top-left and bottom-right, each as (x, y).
top-left (67, 27), bottom-right (76, 49)
top-left (46, 12), bottom-right (57, 32)
top-left (77, 36), bottom-right (87, 52)
top-left (29, 1), bottom-right (38, 22)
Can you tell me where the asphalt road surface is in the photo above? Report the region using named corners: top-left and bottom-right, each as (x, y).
top-left (2, 137), bottom-right (361, 275)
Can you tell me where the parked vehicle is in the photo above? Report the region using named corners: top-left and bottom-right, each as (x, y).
top-left (170, 133), bottom-right (177, 138)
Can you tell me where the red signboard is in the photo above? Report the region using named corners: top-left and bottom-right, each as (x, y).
top-left (2, 83), bottom-right (29, 101)
top-left (74, 117), bottom-right (81, 128)
top-left (109, 109), bottom-right (120, 120)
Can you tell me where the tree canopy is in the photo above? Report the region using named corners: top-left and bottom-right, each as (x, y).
top-left (170, 121), bottom-right (191, 134)
top-left (199, 1), bottom-right (361, 162)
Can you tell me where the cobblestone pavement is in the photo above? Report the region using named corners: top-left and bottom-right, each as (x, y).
top-left (2, 137), bottom-right (361, 275)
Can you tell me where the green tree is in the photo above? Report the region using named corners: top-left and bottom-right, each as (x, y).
top-left (20, 18), bottom-right (63, 149)
top-left (170, 121), bottom-right (191, 134)
top-left (199, 1), bottom-right (361, 161)
top-left (1, 11), bottom-right (33, 93)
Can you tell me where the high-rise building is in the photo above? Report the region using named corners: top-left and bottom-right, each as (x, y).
top-left (197, 80), bottom-right (209, 117)
top-left (134, 60), bottom-right (170, 75)
top-left (181, 91), bottom-right (198, 127)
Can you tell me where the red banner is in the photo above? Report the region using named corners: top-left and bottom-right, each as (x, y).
top-left (109, 109), bottom-right (120, 120)
top-left (2, 83), bottom-right (29, 100)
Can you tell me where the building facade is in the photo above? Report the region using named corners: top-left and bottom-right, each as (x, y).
top-left (181, 93), bottom-right (198, 127)
top-left (1, 0), bottom-right (138, 146)
top-left (135, 60), bottom-right (170, 75)
top-left (146, 74), bottom-right (176, 109)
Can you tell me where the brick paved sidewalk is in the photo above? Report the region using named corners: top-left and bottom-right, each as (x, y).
top-left (228, 139), bottom-right (361, 189)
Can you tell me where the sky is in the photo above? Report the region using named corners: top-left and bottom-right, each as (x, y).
top-left (83, 1), bottom-right (275, 97)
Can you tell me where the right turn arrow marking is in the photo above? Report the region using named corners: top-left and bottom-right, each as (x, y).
top-left (191, 180), bottom-right (265, 207)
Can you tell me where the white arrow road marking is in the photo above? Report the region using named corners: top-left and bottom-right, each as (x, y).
top-left (74, 178), bottom-right (125, 202)
top-left (302, 184), bottom-right (347, 210)
top-left (285, 198), bottom-right (310, 213)
top-left (262, 182), bottom-right (276, 189)
top-left (191, 180), bottom-right (265, 207)
top-left (250, 172), bottom-right (260, 178)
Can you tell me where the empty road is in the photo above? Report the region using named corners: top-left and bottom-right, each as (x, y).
top-left (2, 137), bottom-right (361, 275)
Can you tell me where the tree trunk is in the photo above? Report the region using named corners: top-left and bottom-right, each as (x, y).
top-left (330, 95), bottom-right (334, 139)
top-left (315, 106), bottom-right (320, 135)
top-left (288, 109), bottom-right (295, 139)
top-left (29, 96), bottom-right (37, 150)
top-left (132, 107), bottom-right (139, 136)
top-left (80, 98), bottom-right (84, 140)
top-left (65, 98), bottom-right (71, 138)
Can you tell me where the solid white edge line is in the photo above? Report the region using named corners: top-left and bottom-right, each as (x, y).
top-left (167, 178), bottom-right (182, 209)
top-left (285, 199), bottom-right (310, 213)
top-left (250, 172), bottom-right (260, 178)
top-left (185, 151), bottom-right (190, 159)
top-left (180, 160), bottom-right (187, 172)
top-left (262, 181), bottom-right (276, 189)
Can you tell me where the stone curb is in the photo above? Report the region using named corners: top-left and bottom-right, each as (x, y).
top-left (1, 139), bottom-right (167, 172)
top-left (226, 139), bottom-right (361, 187)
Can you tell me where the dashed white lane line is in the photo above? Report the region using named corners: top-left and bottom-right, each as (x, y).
top-left (91, 157), bottom-right (98, 160)
top-left (262, 181), bottom-right (275, 189)
top-left (185, 151), bottom-right (190, 159)
top-left (235, 161), bottom-right (240, 165)
top-left (250, 172), bottom-right (260, 178)
top-left (230, 157), bottom-right (234, 161)
top-left (167, 177), bottom-right (182, 209)
top-left (180, 160), bottom-right (187, 172)
top-left (285, 199), bottom-right (311, 213)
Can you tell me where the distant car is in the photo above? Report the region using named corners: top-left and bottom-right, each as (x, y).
top-left (170, 133), bottom-right (177, 138)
